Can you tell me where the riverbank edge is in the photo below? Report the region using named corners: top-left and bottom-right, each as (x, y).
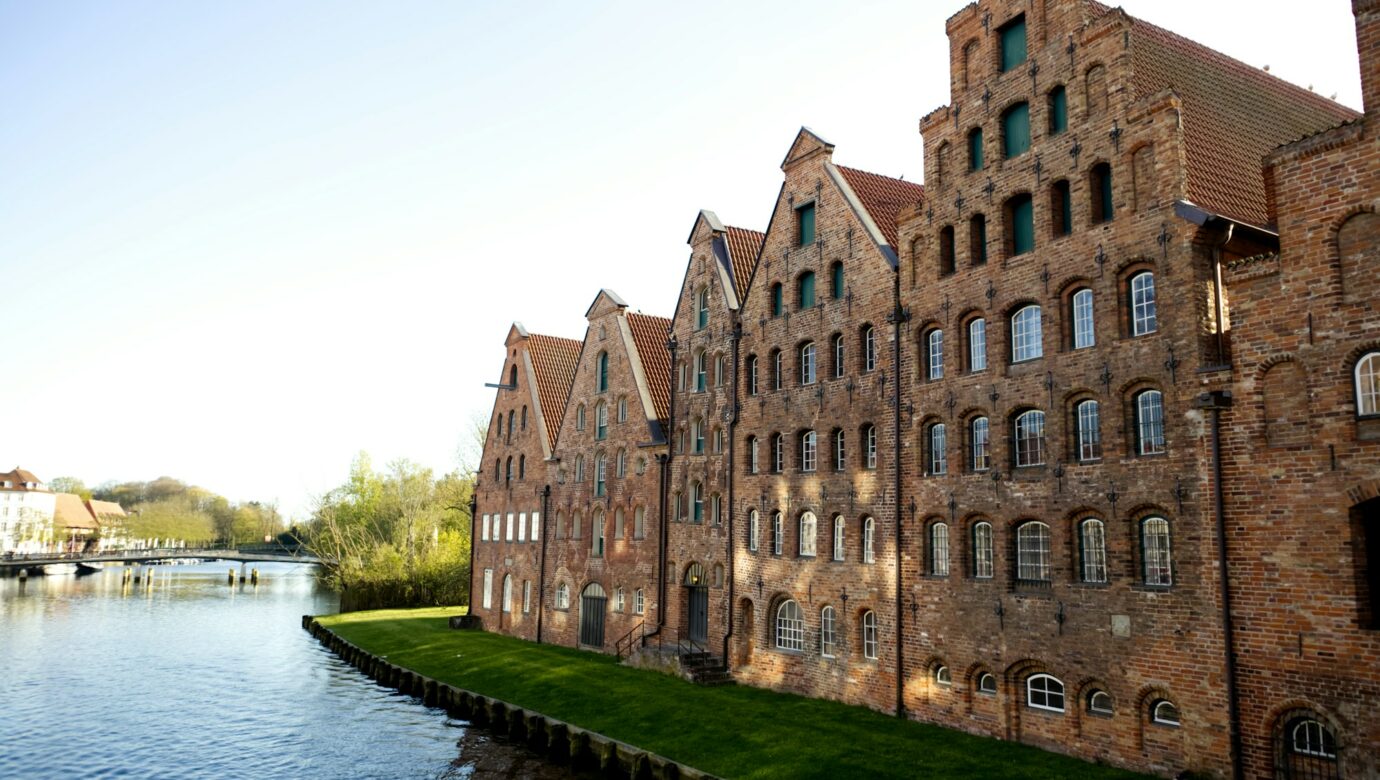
top-left (301, 616), bottom-right (721, 780)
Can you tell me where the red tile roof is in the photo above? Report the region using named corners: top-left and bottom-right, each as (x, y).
top-left (724, 226), bottom-right (765, 299)
top-left (1113, 4), bottom-right (1358, 226)
top-left (626, 312), bottom-right (673, 426)
top-left (0, 468), bottom-right (44, 490)
top-left (837, 165), bottom-right (926, 249)
top-left (527, 333), bottom-right (583, 450)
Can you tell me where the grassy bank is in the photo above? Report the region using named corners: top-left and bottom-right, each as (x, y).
top-left (317, 608), bottom-right (1147, 780)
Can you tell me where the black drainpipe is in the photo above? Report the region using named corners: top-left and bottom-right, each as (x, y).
top-left (1197, 389), bottom-right (1241, 780)
top-left (467, 491), bottom-right (478, 617)
top-left (722, 320), bottom-right (742, 667)
top-left (536, 483), bottom-right (551, 644)
top-left (890, 268), bottom-right (909, 719)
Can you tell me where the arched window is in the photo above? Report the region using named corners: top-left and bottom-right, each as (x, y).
top-left (1130, 271), bottom-right (1157, 335)
top-left (863, 517), bottom-right (876, 563)
top-left (576, 404), bottom-right (586, 430)
top-left (690, 481), bottom-right (704, 523)
top-left (1011, 304), bottom-right (1043, 362)
top-left (595, 402), bottom-right (608, 440)
top-left (1075, 399), bottom-right (1101, 461)
top-left (1142, 516), bottom-right (1173, 586)
top-left (830, 261), bottom-right (844, 299)
top-left (694, 350), bottom-right (707, 392)
top-left (970, 214), bottom-right (988, 266)
top-left (973, 521), bottom-right (994, 578)
top-left (574, 455), bottom-right (585, 483)
top-left (502, 574), bottom-right (513, 613)
top-left (614, 507), bottom-right (626, 539)
top-left (833, 515), bottom-right (845, 561)
top-left (634, 506), bottom-right (646, 539)
top-left (968, 317), bottom-right (987, 372)
top-left (1027, 674), bottom-right (1065, 712)
top-left (1080, 518), bottom-right (1107, 583)
top-left (509, 365), bottom-right (518, 388)
top-left (939, 225), bottom-right (956, 275)
top-left (597, 351), bottom-right (609, 393)
top-left (519, 454), bottom-right (526, 480)
top-left (710, 493), bottom-right (722, 525)
top-left (800, 430), bottom-right (817, 472)
top-left (714, 353), bottom-right (726, 387)
top-left (617, 396), bottom-right (628, 422)
top-left (1087, 690), bottom-right (1113, 715)
top-left (748, 509), bottom-right (760, 551)
top-left (613, 587), bottom-right (625, 612)
top-left (555, 582), bottom-right (570, 609)
top-left (494, 459), bottom-right (501, 482)
top-left (1002, 101), bottom-right (1031, 158)
top-left (799, 512), bottom-right (817, 557)
top-left (747, 354), bottom-right (759, 395)
top-left (633, 588), bottom-right (645, 614)
top-left (1047, 85), bottom-right (1068, 135)
top-left (1286, 717), bottom-right (1339, 763)
top-left (1016, 521), bottom-right (1052, 583)
top-left (935, 666), bottom-right (952, 686)
top-left (1135, 389), bottom-right (1166, 455)
top-left (713, 426), bottom-right (724, 454)
top-left (592, 509), bottom-right (606, 555)
top-left (772, 512), bottom-right (784, 555)
top-left (800, 341), bottom-right (817, 385)
top-left (775, 600), bottom-right (804, 650)
top-left (1014, 409), bottom-right (1046, 467)
top-left (747, 436), bottom-right (760, 473)
top-left (970, 416), bottom-right (991, 471)
top-left (505, 457), bottom-right (513, 484)
top-left (521, 405), bottom-right (528, 430)
top-left (771, 283), bottom-right (784, 317)
top-left (507, 410), bottom-right (515, 442)
top-left (926, 328), bottom-right (944, 380)
top-left (496, 415), bottom-right (503, 439)
top-left (593, 455), bottom-right (608, 496)
top-left (968, 127), bottom-right (984, 171)
top-left (1085, 64), bottom-right (1108, 118)
top-left (1071, 288), bottom-right (1095, 348)
top-left (863, 424), bottom-right (877, 469)
top-left (1359, 352), bottom-right (1380, 416)
top-left (798, 271), bottom-right (816, 309)
top-left (978, 673), bottom-right (998, 694)
top-left (772, 349), bottom-right (784, 391)
top-left (696, 286), bottom-right (710, 329)
top-left (862, 326), bottom-right (878, 372)
top-left (572, 510), bottom-right (584, 539)
top-left (820, 606), bottom-right (837, 657)
top-left (771, 433), bottom-right (785, 473)
top-left (1151, 699), bottom-right (1180, 727)
top-left (833, 428), bottom-right (846, 470)
top-left (861, 610), bottom-right (878, 659)
top-left (1090, 162), bottom-right (1114, 224)
top-left (616, 449), bottom-right (626, 478)
top-left (927, 422), bottom-right (947, 475)
top-left (930, 522), bottom-right (950, 576)
top-left (1051, 179), bottom-right (1072, 237)
top-left (692, 417), bottom-right (705, 454)
top-left (1005, 193), bottom-right (1035, 257)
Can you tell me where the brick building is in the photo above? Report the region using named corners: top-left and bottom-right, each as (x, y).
top-left (469, 1), bottom-right (1379, 776)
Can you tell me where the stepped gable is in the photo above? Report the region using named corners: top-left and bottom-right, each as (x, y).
top-left (836, 165), bottom-right (925, 250)
top-left (724, 226), bottom-right (765, 300)
top-left (626, 312), bottom-right (672, 427)
top-left (527, 333), bottom-right (583, 451)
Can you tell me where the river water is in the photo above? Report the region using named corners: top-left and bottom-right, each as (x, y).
top-left (0, 562), bottom-right (573, 779)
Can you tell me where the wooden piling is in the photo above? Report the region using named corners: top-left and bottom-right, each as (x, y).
top-left (228, 568), bottom-right (236, 585)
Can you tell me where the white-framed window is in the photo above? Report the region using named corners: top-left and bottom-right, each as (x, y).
top-left (1016, 521), bottom-right (1051, 583)
top-left (576, 404), bottom-right (586, 430)
top-left (715, 353), bottom-right (726, 387)
top-left (978, 673), bottom-right (997, 694)
top-left (863, 326), bottom-right (877, 372)
top-left (618, 396), bottom-right (628, 422)
top-left (971, 416), bottom-right (991, 471)
top-left (862, 610), bottom-right (878, 659)
top-left (772, 433), bottom-right (784, 473)
top-left (968, 317), bottom-right (987, 372)
top-left (864, 424), bottom-right (877, 469)
top-left (713, 427), bottom-right (724, 454)
top-left (800, 342), bottom-right (817, 385)
top-left (772, 512), bottom-right (784, 556)
top-left (775, 599), bottom-right (804, 651)
top-left (592, 509), bottom-right (606, 556)
top-left (930, 522), bottom-right (950, 576)
top-left (616, 449), bottom-right (626, 478)
top-left (595, 454), bottom-right (607, 496)
top-left (834, 428), bottom-right (846, 470)
top-left (481, 513), bottom-right (491, 542)
top-left (801, 430), bottom-right (817, 472)
top-left (773, 350), bottom-right (784, 391)
top-left (1290, 718), bottom-right (1338, 759)
top-left (1011, 304), bottom-right (1043, 362)
top-left (502, 574), bottom-right (513, 613)
top-left (595, 402), bottom-right (608, 439)
top-left (927, 329), bottom-right (944, 380)
top-left (634, 588), bottom-right (645, 614)
top-left (1088, 690), bottom-right (1113, 715)
top-left (973, 521), bottom-right (994, 578)
top-left (1358, 352), bottom-right (1380, 416)
top-left (482, 568), bottom-right (494, 610)
top-left (711, 493), bottom-right (722, 525)
top-left (928, 423), bottom-right (947, 475)
top-left (1027, 674), bottom-right (1065, 712)
top-left (694, 349), bottom-right (707, 392)
top-left (833, 333), bottom-right (846, 379)
top-left (832, 515), bottom-right (845, 561)
top-left (1130, 271), bottom-right (1157, 336)
top-left (863, 517), bottom-right (876, 563)
top-left (1142, 516), bottom-right (1173, 586)
top-left (1076, 399), bottom-right (1101, 461)
top-left (691, 481), bottom-right (704, 523)
top-left (935, 666), bottom-right (952, 686)
top-left (696, 286), bottom-right (710, 329)
top-left (1151, 699), bottom-right (1180, 727)
top-left (506, 512), bottom-right (515, 542)
top-left (748, 509), bottom-right (760, 552)
top-left (555, 582), bottom-right (570, 609)
top-left (799, 511), bottom-right (817, 557)
top-left (1136, 390), bottom-right (1166, 455)
top-left (693, 418), bottom-right (705, 454)
top-left (614, 587), bottom-right (625, 612)
top-left (820, 606), bottom-right (837, 657)
top-left (748, 436), bottom-right (759, 473)
top-left (523, 580), bottom-right (532, 613)
top-left (747, 355), bottom-right (758, 395)
top-left (518, 512), bottom-right (527, 542)
top-left (1072, 288), bottom-right (1095, 348)
top-left (1080, 518), bottom-right (1107, 583)
top-left (1014, 409), bottom-right (1046, 467)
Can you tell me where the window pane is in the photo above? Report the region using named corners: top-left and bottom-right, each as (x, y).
top-left (1077, 400), bottom-right (1102, 461)
top-left (930, 424), bottom-right (947, 475)
top-left (1131, 272), bottom-right (1158, 335)
top-left (1073, 289), bottom-right (1095, 349)
top-left (928, 330), bottom-right (944, 380)
top-left (1003, 102), bottom-right (1031, 158)
top-left (1138, 390), bottom-right (1166, 454)
top-left (1017, 522), bottom-right (1051, 582)
top-left (1012, 305), bottom-right (1043, 362)
top-left (931, 523), bottom-right (950, 576)
top-left (801, 343), bottom-right (816, 385)
top-left (969, 318), bottom-right (987, 372)
top-left (971, 417), bottom-right (991, 471)
top-left (1014, 410), bottom-right (1046, 466)
top-left (1360, 353), bottom-right (1380, 415)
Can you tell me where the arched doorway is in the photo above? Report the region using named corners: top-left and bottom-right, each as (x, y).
top-left (579, 583), bottom-right (607, 647)
top-left (683, 563), bottom-right (708, 644)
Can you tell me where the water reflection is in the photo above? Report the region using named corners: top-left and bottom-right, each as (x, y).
top-left (0, 563), bottom-right (576, 780)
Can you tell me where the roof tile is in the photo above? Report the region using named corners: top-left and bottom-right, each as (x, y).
top-left (527, 333), bottom-right (583, 451)
top-left (724, 226), bottom-right (765, 300)
top-left (836, 165), bottom-right (925, 249)
top-left (626, 312), bottom-right (673, 426)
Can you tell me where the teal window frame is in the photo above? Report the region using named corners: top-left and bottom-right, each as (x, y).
top-left (999, 16), bottom-right (1027, 73)
top-left (831, 262), bottom-right (844, 299)
top-left (1007, 194), bottom-right (1035, 256)
top-left (596, 352), bottom-right (609, 392)
top-left (771, 283), bottom-right (783, 317)
top-left (798, 271), bottom-right (816, 309)
top-left (1002, 102), bottom-right (1031, 158)
top-left (1048, 86), bottom-right (1068, 135)
top-left (797, 203), bottom-right (816, 246)
top-left (968, 128), bottom-right (984, 171)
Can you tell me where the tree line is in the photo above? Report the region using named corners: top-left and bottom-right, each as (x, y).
top-left (48, 475), bottom-right (285, 545)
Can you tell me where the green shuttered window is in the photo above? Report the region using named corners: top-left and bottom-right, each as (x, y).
top-left (999, 17), bottom-right (1027, 73)
top-left (798, 203), bottom-right (816, 246)
top-left (1002, 102), bottom-right (1030, 158)
top-left (969, 128), bottom-right (984, 171)
top-left (1008, 194), bottom-right (1034, 256)
top-left (798, 271), bottom-right (815, 309)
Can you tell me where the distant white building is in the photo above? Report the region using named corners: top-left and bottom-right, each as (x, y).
top-left (0, 467), bottom-right (56, 554)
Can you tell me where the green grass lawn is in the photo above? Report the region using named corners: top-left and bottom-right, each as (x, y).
top-left (317, 607), bottom-right (1147, 780)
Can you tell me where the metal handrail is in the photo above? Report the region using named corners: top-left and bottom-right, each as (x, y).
top-left (613, 621), bottom-right (645, 661)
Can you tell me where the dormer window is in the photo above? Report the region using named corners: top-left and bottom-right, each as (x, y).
top-left (998, 15), bottom-right (1027, 74)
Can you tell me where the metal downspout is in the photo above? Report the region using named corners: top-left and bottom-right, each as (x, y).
top-left (467, 492), bottom-right (478, 618)
top-left (1198, 390), bottom-right (1242, 780)
top-left (536, 483), bottom-right (550, 644)
top-left (722, 320), bottom-right (742, 668)
top-left (891, 271), bottom-right (908, 719)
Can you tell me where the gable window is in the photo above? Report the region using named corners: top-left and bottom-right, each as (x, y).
top-left (972, 521), bottom-right (994, 578)
top-left (748, 436), bottom-right (759, 473)
top-left (799, 511), bottom-right (817, 557)
top-left (576, 404), bottom-right (586, 431)
top-left (832, 334), bottom-right (845, 379)
top-left (595, 402), bottom-right (608, 440)
top-left (691, 481), bottom-right (704, 523)
top-left (1090, 163), bottom-right (1114, 224)
top-left (1071, 288), bottom-right (1095, 348)
top-left (1051, 180), bottom-right (1072, 237)
top-left (696, 286), bottom-right (709, 329)
top-left (927, 423), bottom-right (947, 476)
top-left (1130, 271), bottom-right (1157, 335)
top-left (970, 416), bottom-right (991, 471)
top-left (1027, 674), bottom-right (1065, 713)
top-left (798, 271), bottom-right (816, 309)
top-left (747, 355), bottom-right (759, 395)
top-left (830, 261), bottom-right (844, 299)
top-left (775, 599), bottom-right (804, 650)
top-left (926, 329), bottom-right (944, 380)
top-left (1075, 399), bottom-right (1102, 461)
top-left (862, 610), bottom-right (878, 659)
top-left (863, 326), bottom-right (877, 372)
top-left (771, 283), bottom-right (783, 317)
top-left (970, 214), bottom-right (988, 265)
top-left (863, 424), bottom-right (877, 470)
top-left (800, 342), bottom-right (817, 385)
top-left (968, 317), bottom-right (987, 372)
top-left (1080, 518), bottom-right (1107, 583)
top-left (801, 430), bottom-right (817, 472)
top-left (1135, 389), bottom-right (1166, 455)
top-left (1016, 521), bottom-right (1052, 583)
top-left (595, 454), bottom-right (607, 497)
top-left (832, 516), bottom-right (845, 561)
top-left (939, 226), bottom-right (956, 275)
top-left (694, 350), bottom-right (707, 392)
top-left (692, 417), bottom-right (705, 454)
top-left (772, 433), bottom-right (785, 473)
top-left (968, 128), bottom-right (984, 172)
top-left (1142, 516), bottom-right (1173, 586)
top-left (863, 517), bottom-right (876, 563)
top-left (1047, 85), bottom-right (1068, 135)
top-left (820, 606), bottom-right (837, 657)
top-left (930, 522), bottom-right (950, 576)
top-left (521, 406), bottom-right (527, 430)
top-left (797, 203), bottom-right (816, 247)
top-left (772, 512), bottom-right (784, 556)
top-left (618, 396), bottom-right (627, 422)
top-left (1013, 409), bottom-right (1046, 467)
top-left (773, 349), bottom-right (784, 391)
top-left (1002, 102), bottom-right (1031, 158)
top-left (1011, 304), bottom-right (1043, 362)
top-left (748, 509), bottom-right (760, 551)
top-left (1359, 352), bottom-right (1380, 416)
top-left (597, 351), bottom-right (609, 393)
top-left (834, 428), bottom-right (846, 471)
top-left (998, 15), bottom-right (1027, 73)
top-left (1005, 193), bottom-right (1035, 257)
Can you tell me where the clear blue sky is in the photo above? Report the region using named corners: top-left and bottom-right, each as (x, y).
top-left (0, 0), bottom-right (1361, 518)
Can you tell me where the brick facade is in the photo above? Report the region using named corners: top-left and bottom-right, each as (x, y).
top-left (469, 1), bottom-right (1378, 776)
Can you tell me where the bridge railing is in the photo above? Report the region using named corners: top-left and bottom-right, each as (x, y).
top-left (2, 543), bottom-right (319, 563)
